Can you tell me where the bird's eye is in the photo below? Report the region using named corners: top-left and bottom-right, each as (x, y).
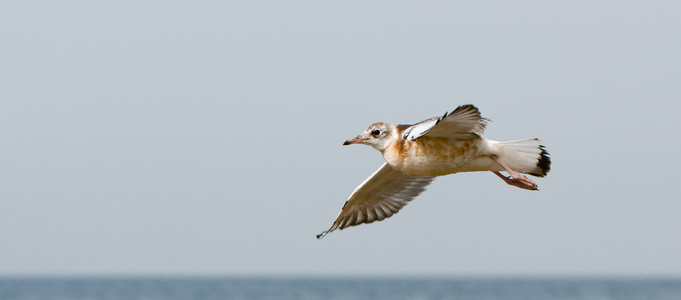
top-left (371, 129), bottom-right (381, 137)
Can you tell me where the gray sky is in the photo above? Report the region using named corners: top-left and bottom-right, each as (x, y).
top-left (1, 1), bottom-right (680, 277)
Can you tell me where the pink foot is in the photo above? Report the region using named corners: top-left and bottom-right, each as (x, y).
top-left (493, 171), bottom-right (538, 190)
top-left (491, 155), bottom-right (539, 191)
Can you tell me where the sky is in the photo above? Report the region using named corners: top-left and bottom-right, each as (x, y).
top-left (1, 1), bottom-right (680, 277)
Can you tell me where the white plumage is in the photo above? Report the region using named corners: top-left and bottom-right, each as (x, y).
top-left (317, 105), bottom-right (550, 239)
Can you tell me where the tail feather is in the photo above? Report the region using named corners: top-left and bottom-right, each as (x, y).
top-left (495, 138), bottom-right (551, 177)
top-left (533, 145), bottom-right (551, 177)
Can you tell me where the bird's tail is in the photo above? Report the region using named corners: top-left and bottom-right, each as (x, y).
top-left (494, 138), bottom-right (551, 177)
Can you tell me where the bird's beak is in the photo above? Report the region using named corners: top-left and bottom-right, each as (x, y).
top-left (343, 136), bottom-right (367, 145)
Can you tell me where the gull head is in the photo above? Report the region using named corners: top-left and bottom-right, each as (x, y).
top-left (343, 122), bottom-right (394, 151)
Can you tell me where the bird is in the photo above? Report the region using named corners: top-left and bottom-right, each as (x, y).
top-left (316, 104), bottom-right (551, 239)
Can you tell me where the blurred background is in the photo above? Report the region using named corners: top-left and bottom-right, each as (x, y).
top-left (1, 0), bottom-right (680, 278)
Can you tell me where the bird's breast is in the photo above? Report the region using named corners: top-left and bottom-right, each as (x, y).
top-left (382, 137), bottom-right (482, 176)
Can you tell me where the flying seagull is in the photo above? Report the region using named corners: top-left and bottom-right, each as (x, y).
top-left (316, 104), bottom-right (551, 239)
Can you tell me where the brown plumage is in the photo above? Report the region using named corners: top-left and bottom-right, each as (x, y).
top-left (317, 105), bottom-right (551, 239)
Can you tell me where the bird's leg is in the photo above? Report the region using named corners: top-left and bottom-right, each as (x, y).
top-left (493, 172), bottom-right (538, 190)
top-left (491, 155), bottom-right (538, 191)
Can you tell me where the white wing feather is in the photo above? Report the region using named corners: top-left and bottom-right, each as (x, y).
top-left (403, 104), bottom-right (488, 141)
top-left (317, 163), bottom-right (435, 238)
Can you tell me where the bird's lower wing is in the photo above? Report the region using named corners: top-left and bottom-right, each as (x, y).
top-left (317, 163), bottom-right (435, 239)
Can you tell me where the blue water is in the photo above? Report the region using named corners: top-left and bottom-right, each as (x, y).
top-left (1, 277), bottom-right (680, 300)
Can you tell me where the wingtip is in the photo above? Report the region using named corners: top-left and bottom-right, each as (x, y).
top-left (316, 230), bottom-right (329, 239)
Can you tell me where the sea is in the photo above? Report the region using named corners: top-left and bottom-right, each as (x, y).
top-left (1, 277), bottom-right (680, 300)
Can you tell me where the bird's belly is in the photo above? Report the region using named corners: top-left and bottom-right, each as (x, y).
top-left (383, 138), bottom-right (493, 176)
top-left (398, 154), bottom-right (482, 176)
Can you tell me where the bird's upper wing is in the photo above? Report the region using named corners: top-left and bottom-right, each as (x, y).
top-left (403, 104), bottom-right (489, 141)
top-left (316, 163), bottom-right (435, 239)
